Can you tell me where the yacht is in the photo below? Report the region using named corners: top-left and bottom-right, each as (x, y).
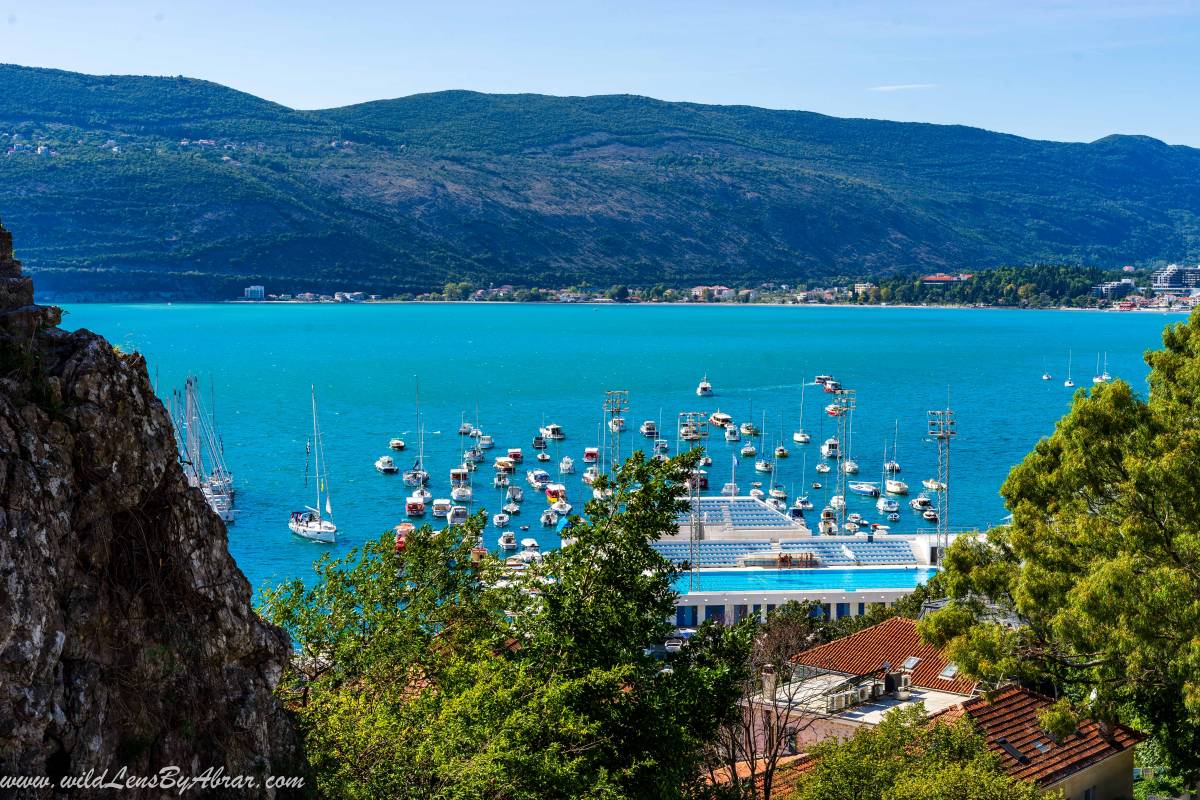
top-left (503, 501), bottom-right (521, 515)
top-left (749, 487), bottom-right (765, 500)
top-left (792, 382), bottom-right (811, 444)
top-left (841, 459), bottom-right (860, 475)
top-left (795, 496), bottom-right (814, 511)
top-left (521, 537), bottom-right (540, 552)
top-left (527, 469), bottom-right (552, 489)
top-left (709, 410), bottom-right (733, 428)
top-left (507, 485), bottom-right (524, 503)
top-left (766, 498), bottom-right (786, 512)
top-left (696, 375), bottom-right (714, 397)
top-left (885, 478), bottom-right (909, 495)
top-left (653, 438), bottom-right (670, 453)
top-left (536, 452), bottom-right (551, 462)
top-left (830, 494), bottom-right (846, 510)
top-left (411, 487), bottom-right (432, 504)
top-left (910, 494), bottom-right (933, 510)
top-left (494, 457), bottom-right (515, 474)
top-left (1064, 350), bottom-right (1075, 388)
top-left (923, 478), bottom-right (947, 491)
top-left (922, 509), bottom-right (939, 523)
top-left (507, 447), bottom-right (524, 463)
top-left (583, 447), bottom-right (599, 464)
top-left (551, 499), bottom-right (572, 515)
top-left (739, 420), bottom-right (758, 437)
top-left (493, 512), bottom-right (510, 528)
top-left (389, 438), bottom-right (406, 451)
top-left (560, 456), bottom-right (575, 474)
top-left (740, 442), bottom-right (757, 458)
top-left (582, 466), bottom-right (600, 485)
top-left (457, 420), bottom-right (473, 435)
top-left (289, 386), bottom-right (337, 544)
top-left (725, 426), bottom-right (740, 442)
top-left (825, 403), bottom-right (846, 417)
top-left (720, 481), bottom-right (738, 496)
top-left (375, 455), bottom-right (399, 474)
top-left (451, 485), bottom-right (473, 502)
top-left (532, 435), bottom-right (547, 450)
top-left (540, 422), bottom-right (566, 440)
top-left (884, 459), bottom-right (901, 474)
top-left (448, 505), bottom-right (469, 525)
top-left (639, 420), bottom-right (658, 437)
top-left (815, 462), bottom-right (831, 474)
top-left (405, 497), bottom-right (426, 517)
top-left (493, 473), bottom-right (509, 489)
top-left (465, 446), bottom-right (484, 463)
top-left (608, 416), bottom-right (626, 433)
top-left (479, 434), bottom-right (495, 450)
top-left (849, 481), bottom-right (879, 497)
top-left (540, 509), bottom-right (558, 527)
top-left (774, 444), bottom-right (789, 459)
top-left (754, 458), bottom-right (773, 473)
top-left (498, 530), bottom-right (518, 550)
top-left (431, 499), bottom-right (452, 518)
top-left (876, 496), bottom-right (900, 513)
top-left (820, 437), bottom-right (841, 459)
top-left (818, 507), bottom-right (838, 535)
top-left (679, 422), bottom-right (703, 442)
top-left (768, 485), bottom-right (787, 501)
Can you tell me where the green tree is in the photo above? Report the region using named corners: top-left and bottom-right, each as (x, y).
top-left (607, 284), bottom-right (631, 302)
top-left (792, 704), bottom-right (1042, 800)
top-left (261, 451), bottom-right (740, 799)
top-left (921, 311), bottom-right (1200, 783)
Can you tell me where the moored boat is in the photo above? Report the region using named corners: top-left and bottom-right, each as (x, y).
top-left (375, 455), bottom-right (399, 474)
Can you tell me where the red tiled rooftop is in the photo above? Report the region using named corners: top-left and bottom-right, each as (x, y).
top-left (938, 686), bottom-right (1143, 787)
top-left (791, 617), bottom-right (978, 695)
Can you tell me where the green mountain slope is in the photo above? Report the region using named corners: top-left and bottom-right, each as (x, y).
top-left (1, 64), bottom-right (1197, 299)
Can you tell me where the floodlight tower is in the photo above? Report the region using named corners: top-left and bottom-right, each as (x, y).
top-left (603, 390), bottom-right (630, 475)
top-left (678, 411), bottom-right (710, 590)
top-left (833, 390), bottom-right (856, 529)
top-left (927, 406), bottom-right (956, 562)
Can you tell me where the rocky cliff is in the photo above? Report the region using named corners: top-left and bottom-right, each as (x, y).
top-left (0, 219), bottom-right (304, 796)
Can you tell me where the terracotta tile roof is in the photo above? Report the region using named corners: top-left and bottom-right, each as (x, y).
top-left (791, 617), bottom-right (978, 695)
top-left (939, 686), bottom-right (1144, 787)
top-left (710, 753), bottom-right (817, 794)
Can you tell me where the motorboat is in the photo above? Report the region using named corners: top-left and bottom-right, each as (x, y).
top-left (811, 481), bottom-right (822, 490)
top-left (493, 473), bottom-right (510, 489)
top-left (822, 379), bottom-right (842, 393)
top-left (411, 487), bottom-right (432, 504)
top-left (814, 374), bottom-right (835, 386)
top-left (749, 487), bottom-right (765, 500)
top-left (540, 509), bottom-right (558, 527)
top-left (653, 438), bottom-right (669, 453)
top-left (503, 501), bottom-right (521, 515)
top-left (431, 499), bottom-right (452, 518)
top-left (788, 507), bottom-right (805, 521)
top-left (375, 455), bottom-right (399, 474)
top-left (886, 478), bottom-right (909, 495)
top-left (849, 481), bottom-right (879, 497)
top-left (910, 494), bottom-right (932, 510)
top-left (818, 507), bottom-right (837, 535)
top-left (494, 457), bottom-right (516, 474)
top-left (679, 422), bottom-right (703, 441)
top-left (448, 505), bottom-right (469, 525)
top-left (507, 448), bottom-right (524, 463)
top-left (545, 483), bottom-right (568, 502)
top-left (540, 423), bottom-right (566, 440)
top-left (720, 481), bottom-right (738, 496)
top-left (527, 469), bottom-right (552, 489)
top-left (830, 494), bottom-right (846, 510)
top-left (532, 435), bottom-right (547, 450)
top-left (825, 403), bottom-right (846, 417)
top-left (469, 427), bottom-right (482, 439)
top-left (740, 443), bottom-right (757, 458)
top-left (465, 446), bottom-right (484, 463)
top-left (493, 512), bottom-right (510, 528)
top-left (847, 512), bottom-right (863, 525)
top-left (498, 530), bottom-right (517, 550)
top-left (458, 421), bottom-right (473, 436)
top-left (766, 498), bottom-right (786, 512)
top-left (700, 455), bottom-right (712, 466)
top-left (690, 469), bottom-right (709, 490)
top-left (774, 445), bottom-right (789, 459)
top-left (582, 466), bottom-right (600, 485)
top-left (923, 509), bottom-right (939, 523)
top-left (521, 537), bottom-right (540, 551)
top-left (887, 512), bottom-right (900, 522)
top-left (583, 447), bottom-right (599, 464)
top-left (609, 416), bottom-right (626, 433)
top-left (405, 497), bottom-right (426, 517)
top-left (536, 452), bottom-right (551, 462)
top-left (507, 486), bottom-right (524, 503)
top-left (389, 438), bottom-right (406, 451)
top-left (842, 459), bottom-right (860, 475)
top-left (639, 420), bottom-right (658, 437)
top-left (560, 456), bottom-right (575, 474)
top-left (551, 499), bottom-right (572, 515)
top-left (451, 485), bottom-right (472, 502)
top-left (815, 462), bottom-right (831, 474)
top-left (709, 410), bottom-right (733, 428)
top-left (876, 496), bottom-right (900, 513)
top-left (795, 496), bottom-right (814, 511)
top-left (696, 375), bottom-right (714, 397)
top-left (820, 437), bottom-right (841, 459)
top-left (923, 478), bottom-right (947, 491)
top-left (769, 485), bottom-right (787, 501)
top-left (739, 420), bottom-right (758, 437)
top-left (479, 434), bottom-right (495, 449)
top-left (754, 458), bottom-right (773, 473)
top-left (725, 426), bottom-right (740, 442)
top-left (450, 466), bottom-right (470, 486)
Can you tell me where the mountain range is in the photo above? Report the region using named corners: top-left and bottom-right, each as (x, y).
top-left (1, 63), bottom-right (1198, 300)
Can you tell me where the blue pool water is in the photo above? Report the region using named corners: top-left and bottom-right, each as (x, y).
top-left (58, 302), bottom-right (1180, 596)
top-left (671, 566), bottom-right (939, 594)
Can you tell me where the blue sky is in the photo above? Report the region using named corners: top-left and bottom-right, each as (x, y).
top-left (3, 0), bottom-right (1198, 145)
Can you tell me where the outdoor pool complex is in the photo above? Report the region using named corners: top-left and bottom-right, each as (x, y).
top-left (670, 566), bottom-right (937, 594)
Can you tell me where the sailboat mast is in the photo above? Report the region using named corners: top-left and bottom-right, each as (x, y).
top-left (311, 385), bottom-right (321, 515)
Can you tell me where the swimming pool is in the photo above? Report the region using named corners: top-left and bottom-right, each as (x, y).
top-left (672, 566), bottom-right (937, 594)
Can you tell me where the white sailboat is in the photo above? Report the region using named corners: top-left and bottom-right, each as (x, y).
top-left (792, 381), bottom-right (811, 443)
top-left (288, 385), bottom-right (337, 544)
top-left (1064, 351), bottom-right (1075, 388)
top-left (403, 379), bottom-right (429, 486)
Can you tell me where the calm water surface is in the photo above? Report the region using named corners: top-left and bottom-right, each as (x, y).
top-left (61, 303), bottom-right (1181, 595)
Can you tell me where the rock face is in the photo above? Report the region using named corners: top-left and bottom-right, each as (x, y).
top-left (0, 219), bottom-right (304, 797)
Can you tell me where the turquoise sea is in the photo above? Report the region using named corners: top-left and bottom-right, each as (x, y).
top-left (61, 303), bottom-right (1182, 596)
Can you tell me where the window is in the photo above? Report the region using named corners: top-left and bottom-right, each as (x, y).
top-left (857, 602), bottom-right (866, 616)
top-left (902, 656), bottom-right (922, 670)
top-left (836, 602), bottom-right (851, 619)
top-left (1083, 788), bottom-right (1095, 800)
top-left (938, 663), bottom-right (959, 680)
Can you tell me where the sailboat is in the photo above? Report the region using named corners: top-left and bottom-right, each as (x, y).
top-left (720, 454), bottom-right (739, 496)
top-left (403, 379), bottom-right (430, 486)
top-left (1064, 351), bottom-right (1075, 388)
top-left (792, 382), bottom-right (811, 444)
top-left (288, 385), bottom-right (337, 543)
top-left (1092, 352), bottom-right (1112, 384)
top-left (1041, 358), bottom-right (1052, 381)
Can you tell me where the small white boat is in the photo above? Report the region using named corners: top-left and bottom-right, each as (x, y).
top-left (536, 452), bottom-right (551, 462)
top-left (792, 430), bottom-right (811, 444)
top-left (540, 509), bottom-right (558, 527)
top-left (885, 479), bottom-right (909, 495)
top-left (766, 498), bottom-right (786, 512)
top-left (405, 497), bottom-right (426, 517)
top-left (876, 496), bottom-right (900, 513)
top-left (749, 487), bottom-right (765, 500)
top-left (887, 512), bottom-right (900, 522)
top-left (849, 481), bottom-right (879, 497)
top-left (551, 499), bottom-right (572, 515)
top-left (527, 469), bottom-right (552, 489)
top-left (739, 420), bottom-right (758, 437)
top-left (1042, 371), bottom-right (1052, 381)
top-left (609, 417), bottom-right (626, 433)
top-left (448, 505), bottom-right (469, 525)
top-left (507, 485), bottom-right (524, 503)
top-left (464, 446), bottom-right (484, 463)
top-left (741, 443), bottom-right (757, 458)
top-left (795, 496), bottom-right (814, 511)
top-left (582, 466), bottom-right (600, 485)
top-left (774, 445), bottom-right (789, 459)
top-left (725, 426), bottom-right (740, 442)
top-left (843, 522), bottom-right (860, 533)
top-left (639, 420), bottom-right (658, 437)
top-left (493, 512), bottom-right (510, 528)
top-left (768, 485), bottom-right (787, 501)
top-left (493, 473), bottom-right (509, 489)
top-left (458, 421), bottom-right (473, 435)
top-left (560, 456), bottom-right (575, 474)
top-left (811, 481), bottom-right (822, 490)
top-left (411, 487), bottom-right (432, 504)
top-left (830, 494), bottom-right (846, 510)
top-left (389, 438), bottom-right (406, 451)
top-left (820, 437), bottom-right (841, 459)
top-left (696, 375), bottom-right (714, 397)
top-left (720, 481), bottom-right (738, 496)
top-left (375, 455), bottom-right (399, 474)
top-left (503, 501), bottom-right (521, 515)
top-left (469, 427), bottom-right (482, 439)
top-left (521, 537), bottom-right (540, 551)
top-left (1064, 350), bottom-right (1075, 388)
top-left (884, 460), bottom-right (901, 474)
top-left (922, 509), bottom-right (939, 523)
top-left (847, 512), bottom-right (863, 525)
top-left (451, 485), bottom-right (473, 502)
top-left (653, 438), bottom-right (669, 453)
top-left (754, 458), bottom-right (773, 473)
top-left (479, 434), bottom-right (495, 449)
top-left (431, 499), bottom-right (452, 518)
top-left (498, 530), bottom-right (517, 550)
top-left (540, 422), bottom-right (566, 440)
top-left (922, 478), bottom-right (947, 491)
top-left (910, 493), bottom-right (932, 510)
top-left (583, 447), bottom-right (599, 463)
top-left (709, 410), bottom-right (733, 428)
top-left (842, 459), bottom-right (860, 475)
top-left (815, 462), bottom-right (831, 474)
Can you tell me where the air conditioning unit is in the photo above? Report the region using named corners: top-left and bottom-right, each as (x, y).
top-left (858, 686), bottom-right (871, 702)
